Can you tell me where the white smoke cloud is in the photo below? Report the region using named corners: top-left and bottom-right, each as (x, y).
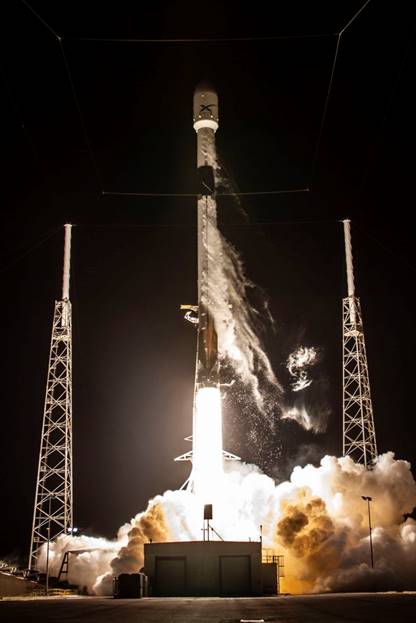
top-left (281, 405), bottom-right (322, 433)
top-left (36, 533), bottom-right (124, 595)
top-left (38, 452), bottom-right (416, 595)
top-left (287, 346), bottom-right (319, 392)
top-left (282, 347), bottom-right (329, 433)
top-left (276, 452), bottom-right (416, 592)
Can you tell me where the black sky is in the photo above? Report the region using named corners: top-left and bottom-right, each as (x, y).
top-left (1, 1), bottom-right (415, 561)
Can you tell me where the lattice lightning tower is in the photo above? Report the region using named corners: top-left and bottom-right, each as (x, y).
top-left (29, 224), bottom-right (73, 570)
top-left (342, 219), bottom-right (377, 468)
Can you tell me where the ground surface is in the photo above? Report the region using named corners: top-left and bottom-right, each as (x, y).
top-left (0, 573), bottom-right (41, 598)
top-left (0, 593), bottom-right (415, 623)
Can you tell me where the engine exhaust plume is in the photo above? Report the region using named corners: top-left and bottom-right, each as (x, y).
top-left (192, 387), bottom-right (224, 501)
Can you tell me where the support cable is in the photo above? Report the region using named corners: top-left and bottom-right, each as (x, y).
top-left (67, 218), bottom-right (340, 229)
top-left (20, 1), bottom-right (104, 194)
top-left (102, 188), bottom-right (309, 198)
top-left (310, 0), bottom-right (374, 186)
top-left (67, 34), bottom-right (334, 44)
top-left (352, 28), bottom-right (414, 213)
top-left (58, 40), bottom-right (105, 194)
top-left (356, 223), bottom-right (416, 275)
top-left (338, 0), bottom-right (373, 35)
top-left (20, 0), bottom-right (60, 39)
top-left (0, 226), bottom-right (61, 273)
top-left (309, 34), bottom-right (340, 184)
top-left (21, 0), bottom-right (376, 202)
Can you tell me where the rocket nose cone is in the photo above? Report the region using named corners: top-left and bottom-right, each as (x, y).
top-left (193, 80), bottom-right (219, 130)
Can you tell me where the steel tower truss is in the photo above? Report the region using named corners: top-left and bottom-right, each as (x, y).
top-left (342, 296), bottom-right (377, 466)
top-left (342, 220), bottom-right (377, 467)
top-left (29, 225), bottom-right (73, 570)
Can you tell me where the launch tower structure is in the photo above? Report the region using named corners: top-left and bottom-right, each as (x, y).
top-left (29, 224), bottom-right (73, 570)
top-left (342, 219), bottom-right (377, 468)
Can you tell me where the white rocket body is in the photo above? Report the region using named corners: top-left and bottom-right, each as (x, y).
top-left (192, 83), bottom-right (224, 500)
top-left (175, 85), bottom-right (239, 499)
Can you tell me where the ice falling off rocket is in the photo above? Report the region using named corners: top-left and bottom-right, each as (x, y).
top-left (176, 83), bottom-right (239, 501)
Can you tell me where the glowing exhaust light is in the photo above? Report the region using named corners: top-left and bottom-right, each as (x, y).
top-left (192, 387), bottom-right (224, 502)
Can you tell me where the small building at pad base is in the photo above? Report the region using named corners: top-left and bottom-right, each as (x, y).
top-left (144, 541), bottom-right (277, 597)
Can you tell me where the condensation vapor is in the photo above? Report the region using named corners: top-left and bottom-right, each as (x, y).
top-left (40, 452), bottom-right (416, 594)
top-left (281, 346), bottom-right (328, 433)
top-left (287, 346), bottom-right (318, 392)
top-left (281, 405), bottom-right (322, 433)
top-left (201, 143), bottom-right (282, 412)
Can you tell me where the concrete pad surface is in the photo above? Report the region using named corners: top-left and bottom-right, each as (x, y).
top-left (0, 593), bottom-right (415, 623)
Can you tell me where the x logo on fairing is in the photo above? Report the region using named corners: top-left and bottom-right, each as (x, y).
top-left (200, 104), bottom-right (217, 113)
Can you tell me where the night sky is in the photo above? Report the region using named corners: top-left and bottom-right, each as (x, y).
top-left (2, 1), bottom-right (415, 562)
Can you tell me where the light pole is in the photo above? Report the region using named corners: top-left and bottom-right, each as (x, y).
top-left (361, 496), bottom-right (374, 568)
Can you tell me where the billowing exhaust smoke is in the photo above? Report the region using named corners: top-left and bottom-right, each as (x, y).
top-left (38, 452), bottom-right (416, 594)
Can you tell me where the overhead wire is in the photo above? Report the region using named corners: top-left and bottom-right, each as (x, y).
top-left (352, 27), bottom-right (414, 214)
top-left (58, 39), bottom-right (105, 194)
top-left (20, 0), bottom-right (377, 204)
top-left (102, 188), bottom-right (310, 198)
top-left (309, 34), bottom-right (340, 185)
top-left (309, 0), bottom-right (373, 187)
top-left (20, 0), bottom-right (104, 195)
top-left (20, 0), bottom-right (59, 40)
top-left (0, 225), bottom-right (62, 273)
top-left (69, 217), bottom-right (340, 229)
top-left (338, 0), bottom-right (373, 36)
top-left (19, 1), bottom-right (343, 200)
top-left (355, 223), bottom-right (416, 275)
top-left (68, 33), bottom-right (334, 44)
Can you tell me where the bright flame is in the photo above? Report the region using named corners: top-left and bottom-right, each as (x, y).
top-left (192, 387), bottom-right (224, 502)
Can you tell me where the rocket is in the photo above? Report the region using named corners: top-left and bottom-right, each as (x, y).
top-left (193, 81), bottom-right (220, 389)
top-left (175, 84), bottom-right (239, 497)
